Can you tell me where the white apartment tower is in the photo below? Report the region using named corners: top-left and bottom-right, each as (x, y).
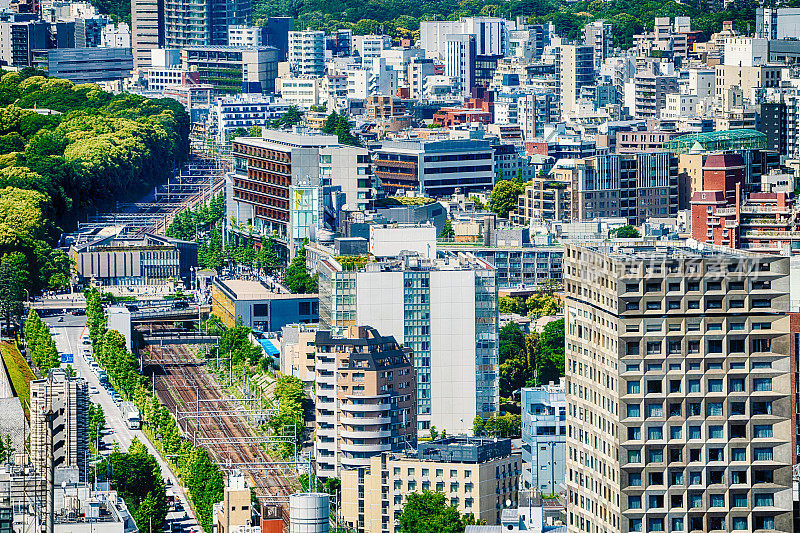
top-left (446, 33), bottom-right (476, 98)
top-left (564, 242), bottom-right (793, 533)
top-left (288, 30), bottom-right (325, 77)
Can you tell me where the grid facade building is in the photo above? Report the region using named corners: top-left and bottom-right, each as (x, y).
top-left (564, 242), bottom-right (793, 533)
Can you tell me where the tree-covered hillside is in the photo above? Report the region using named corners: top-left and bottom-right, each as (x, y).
top-left (0, 68), bottom-right (188, 297)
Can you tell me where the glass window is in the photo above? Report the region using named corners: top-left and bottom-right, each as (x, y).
top-left (671, 518), bottom-right (684, 532)
top-left (649, 495), bottom-right (664, 509)
top-left (754, 448), bottom-right (773, 461)
top-left (731, 401), bottom-right (746, 415)
top-left (754, 425), bottom-right (773, 438)
top-left (707, 402), bottom-right (723, 416)
top-left (627, 404), bottom-right (641, 418)
top-left (670, 426), bottom-right (682, 439)
top-left (628, 449), bottom-right (641, 463)
top-left (629, 495), bottom-right (642, 509)
top-left (732, 517), bottom-right (747, 531)
top-left (647, 404), bottom-right (663, 417)
top-left (689, 426), bottom-right (701, 439)
top-left (709, 426), bottom-right (723, 439)
top-left (629, 472), bottom-right (641, 486)
top-left (754, 516), bottom-right (774, 530)
top-left (648, 518), bottom-right (664, 532)
top-left (709, 494), bottom-right (724, 507)
top-left (689, 493), bottom-right (702, 508)
top-left (708, 379), bottom-right (723, 392)
top-left (688, 380), bottom-right (700, 393)
top-left (689, 471), bottom-right (702, 485)
top-left (627, 381), bottom-right (640, 394)
top-left (630, 519), bottom-right (642, 532)
top-left (754, 494), bottom-right (774, 507)
top-left (626, 363), bottom-right (640, 372)
top-left (732, 448), bottom-right (746, 461)
top-left (628, 427), bottom-right (641, 440)
top-left (732, 493), bottom-right (747, 508)
top-left (649, 449), bottom-right (663, 463)
top-left (729, 378), bottom-right (745, 392)
top-left (648, 427), bottom-right (663, 440)
top-left (753, 378), bottom-right (772, 391)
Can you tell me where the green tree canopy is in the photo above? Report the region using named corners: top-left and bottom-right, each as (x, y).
top-left (398, 491), bottom-right (465, 533)
top-left (488, 180), bottom-right (523, 219)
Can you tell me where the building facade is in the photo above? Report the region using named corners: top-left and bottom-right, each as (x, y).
top-left (521, 381), bottom-right (567, 495)
top-left (564, 242), bottom-right (793, 533)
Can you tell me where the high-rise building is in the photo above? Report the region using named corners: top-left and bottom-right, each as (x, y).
top-left (130, 0), bottom-right (162, 68)
top-left (312, 326), bottom-right (417, 477)
top-left (564, 242), bottom-right (793, 533)
top-left (30, 369), bottom-right (89, 482)
top-left (583, 20), bottom-right (613, 69)
top-left (309, 248), bottom-right (499, 434)
top-left (163, 0), bottom-right (249, 47)
top-left (557, 43), bottom-right (594, 118)
top-left (445, 33), bottom-right (476, 97)
top-left (287, 30), bottom-right (325, 77)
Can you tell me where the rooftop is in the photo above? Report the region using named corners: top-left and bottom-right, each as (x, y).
top-left (415, 436), bottom-right (512, 463)
top-left (573, 241), bottom-right (766, 261)
top-left (214, 279), bottom-right (316, 300)
top-left (662, 129), bottom-right (767, 154)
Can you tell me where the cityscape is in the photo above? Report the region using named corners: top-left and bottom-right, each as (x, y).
top-left (1, 1), bottom-right (800, 533)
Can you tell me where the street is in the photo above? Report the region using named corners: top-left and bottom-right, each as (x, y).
top-left (45, 316), bottom-right (200, 532)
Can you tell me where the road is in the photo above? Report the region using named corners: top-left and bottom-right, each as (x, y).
top-left (45, 316), bottom-right (200, 533)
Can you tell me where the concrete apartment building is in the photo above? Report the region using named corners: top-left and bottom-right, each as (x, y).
top-left (564, 242), bottom-right (793, 533)
top-left (288, 30), bottom-right (325, 77)
top-left (445, 33), bottom-right (476, 97)
top-left (308, 248), bottom-right (498, 434)
top-left (31, 370), bottom-right (89, 482)
top-left (372, 139), bottom-right (495, 196)
top-left (633, 71), bottom-right (678, 119)
top-left (557, 43), bottom-right (595, 118)
top-left (521, 381), bottom-right (567, 495)
top-left (312, 326), bottom-right (417, 477)
top-left (341, 437), bottom-right (519, 533)
top-left (181, 46), bottom-right (279, 94)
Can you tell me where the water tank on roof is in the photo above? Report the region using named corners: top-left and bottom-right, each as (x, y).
top-left (289, 493), bottom-right (330, 533)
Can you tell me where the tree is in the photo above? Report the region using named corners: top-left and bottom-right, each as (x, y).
top-left (614, 225), bottom-right (640, 238)
top-left (470, 195), bottom-right (485, 210)
top-left (322, 111), bottom-right (339, 134)
top-left (429, 426), bottom-right (438, 441)
top-left (472, 416), bottom-right (484, 436)
top-left (488, 180), bottom-right (522, 219)
top-left (498, 296), bottom-right (522, 315)
top-left (248, 125), bottom-right (262, 137)
top-left (398, 491), bottom-right (465, 533)
top-left (499, 322), bottom-right (525, 364)
top-left (0, 252), bottom-right (25, 333)
top-left (334, 114), bottom-right (359, 146)
top-left (284, 240), bottom-right (317, 294)
top-left (227, 127), bottom-right (247, 141)
top-left (276, 106), bottom-right (303, 128)
top-left (438, 219), bottom-right (454, 240)
top-left (525, 292), bottom-right (559, 319)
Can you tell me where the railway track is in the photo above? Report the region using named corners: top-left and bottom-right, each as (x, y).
top-left (144, 338), bottom-right (299, 527)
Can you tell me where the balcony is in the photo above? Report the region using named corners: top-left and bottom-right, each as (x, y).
top-left (740, 204), bottom-right (790, 214)
top-left (340, 442), bottom-right (392, 453)
top-left (340, 415), bottom-right (392, 425)
top-left (340, 428), bottom-right (393, 439)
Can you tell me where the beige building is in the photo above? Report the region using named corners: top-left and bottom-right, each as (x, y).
top-left (215, 473), bottom-right (255, 533)
top-left (313, 326), bottom-right (417, 477)
top-left (341, 436), bottom-right (520, 533)
top-left (130, 0), bottom-right (162, 68)
top-left (715, 64), bottom-right (782, 105)
top-left (30, 369), bottom-right (89, 482)
top-left (564, 242), bottom-right (793, 533)
top-left (512, 173), bottom-right (571, 225)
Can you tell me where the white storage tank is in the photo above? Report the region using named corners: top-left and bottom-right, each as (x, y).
top-left (289, 492), bottom-right (330, 533)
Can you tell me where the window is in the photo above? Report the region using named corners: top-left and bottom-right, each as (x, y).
top-left (668, 341), bottom-right (681, 354)
top-left (754, 425), bottom-right (773, 438)
top-left (670, 426), bottom-right (682, 439)
top-left (707, 339), bottom-right (723, 353)
top-left (688, 361), bottom-right (700, 370)
top-left (689, 471), bottom-right (702, 485)
top-left (629, 495), bottom-right (642, 509)
top-left (709, 494), bottom-right (724, 507)
top-left (708, 379), bottom-right (723, 393)
top-left (730, 361), bottom-right (745, 369)
top-left (669, 403), bottom-right (681, 417)
top-left (730, 424), bottom-right (746, 439)
top-left (731, 401), bottom-right (746, 415)
top-left (729, 339), bottom-right (745, 353)
top-left (753, 378), bottom-right (772, 391)
top-left (709, 470), bottom-right (724, 484)
top-left (670, 471), bottom-right (683, 485)
top-left (670, 494), bottom-right (683, 509)
top-left (649, 472), bottom-right (664, 485)
top-left (730, 322), bottom-right (745, 330)
top-left (646, 341), bottom-right (661, 354)
top-left (648, 427), bottom-right (663, 440)
top-left (629, 472), bottom-right (641, 486)
top-left (646, 301), bottom-right (661, 310)
top-left (732, 493), bottom-right (747, 508)
top-left (729, 378), bottom-right (745, 392)
top-left (729, 281), bottom-right (745, 290)
top-left (627, 342), bottom-right (640, 355)
top-left (732, 448), bottom-right (746, 461)
top-left (669, 448), bottom-right (682, 463)
top-left (755, 469), bottom-right (774, 483)
top-left (627, 404), bottom-right (641, 418)
top-left (668, 282), bottom-right (680, 292)
top-left (649, 495), bottom-right (664, 509)
top-left (626, 363), bottom-right (640, 372)
top-left (730, 299), bottom-right (744, 308)
top-left (753, 322), bottom-right (772, 330)
top-left (752, 361), bottom-right (772, 369)
top-left (754, 494), bottom-right (774, 507)
top-left (647, 380), bottom-right (662, 394)
top-left (687, 300), bottom-right (699, 309)
top-left (688, 403), bottom-right (701, 416)
top-left (732, 518), bottom-right (747, 531)
top-left (649, 449), bottom-right (664, 463)
top-left (707, 361), bottom-right (723, 370)
top-left (689, 448), bottom-right (701, 462)
top-left (627, 302), bottom-right (640, 311)
top-left (627, 381), bottom-right (640, 394)
top-left (731, 470), bottom-right (747, 485)
top-left (707, 402), bottom-right (723, 416)
top-left (647, 404), bottom-right (663, 417)
top-left (753, 298), bottom-right (771, 308)
top-left (754, 448), bottom-right (773, 461)
top-left (628, 449), bottom-right (641, 463)
top-left (753, 401), bottom-right (772, 415)
top-left (647, 363), bottom-right (662, 372)
top-left (630, 519), bottom-right (642, 532)
top-left (708, 448), bottom-right (724, 461)
top-left (668, 300), bottom-right (680, 310)
top-left (708, 517), bottom-right (724, 531)
top-left (709, 425), bottom-right (723, 439)
top-left (689, 493), bottom-right (702, 508)
top-left (687, 341), bottom-right (700, 353)
top-left (754, 516), bottom-right (774, 530)
top-left (648, 518), bottom-right (665, 532)
top-left (671, 518), bottom-right (684, 532)
top-left (687, 281), bottom-right (699, 291)
top-left (669, 380), bottom-right (681, 393)
top-left (628, 427), bottom-right (641, 440)
top-left (626, 283), bottom-right (639, 293)
top-left (707, 322), bottom-right (722, 331)
top-left (688, 380), bottom-right (700, 393)
top-left (752, 339), bottom-right (771, 353)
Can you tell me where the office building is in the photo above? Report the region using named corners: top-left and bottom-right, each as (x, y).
top-left (633, 70), bottom-right (678, 119)
top-left (354, 34), bottom-right (390, 59)
top-left (130, 0), bottom-right (162, 68)
top-left (521, 381), bottom-right (566, 494)
top-left (211, 278), bottom-right (318, 331)
top-left (288, 30), bottom-right (325, 77)
top-left (228, 25), bottom-right (261, 47)
top-left (0, 18), bottom-right (48, 68)
top-left (757, 7), bottom-right (800, 40)
top-left (757, 102), bottom-right (788, 156)
top-left (228, 131), bottom-right (372, 243)
top-left (261, 17), bottom-right (293, 61)
top-left (214, 472), bottom-right (259, 533)
top-left (558, 44), bottom-right (595, 117)
top-left (445, 33), bottom-right (476, 97)
top-left (420, 17), bottom-right (506, 59)
top-left (341, 437), bottom-right (519, 533)
top-left (309, 248), bottom-right (498, 434)
top-left (163, 0), bottom-right (249, 47)
top-left (30, 369), bottom-right (89, 482)
top-left (182, 46), bottom-right (279, 94)
top-left (211, 94), bottom-right (290, 142)
top-left (373, 139), bottom-right (495, 196)
top-left (32, 47), bottom-right (133, 84)
top-left (69, 232), bottom-right (197, 288)
top-left (312, 326), bottom-right (417, 477)
top-left (564, 242), bottom-right (793, 533)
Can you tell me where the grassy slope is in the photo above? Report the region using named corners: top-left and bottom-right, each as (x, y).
top-left (0, 342), bottom-right (34, 418)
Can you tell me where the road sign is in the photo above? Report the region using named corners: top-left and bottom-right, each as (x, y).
top-left (60, 353), bottom-right (74, 364)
